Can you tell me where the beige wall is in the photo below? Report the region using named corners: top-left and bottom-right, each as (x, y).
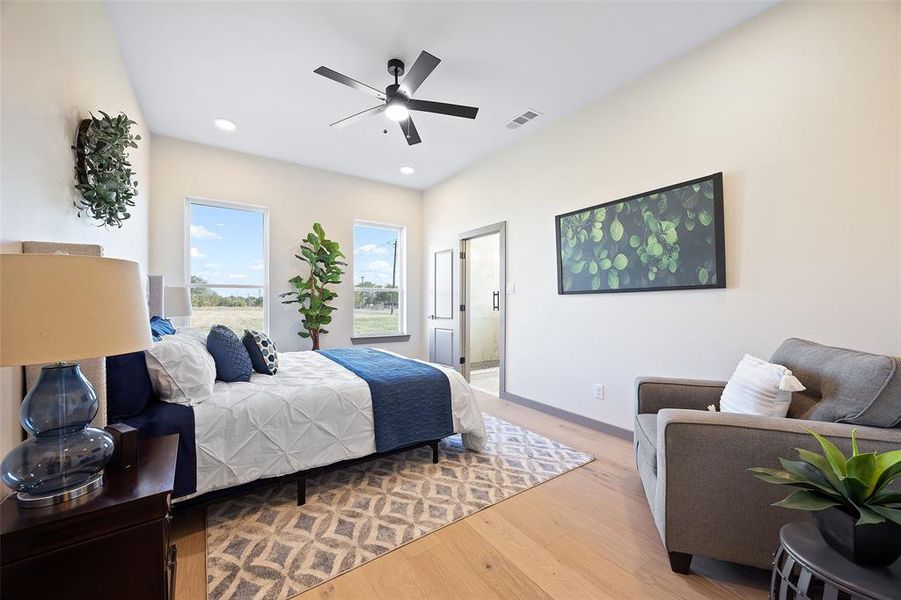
top-left (423, 2), bottom-right (901, 431)
top-left (149, 135), bottom-right (424, 356)
top-left (0, 2), bottom-right (151, 477)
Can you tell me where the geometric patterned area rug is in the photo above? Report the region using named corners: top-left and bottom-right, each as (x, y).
top-left (206, 413), bottom-right (594, 599)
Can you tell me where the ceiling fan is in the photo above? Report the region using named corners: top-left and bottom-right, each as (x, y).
top-left (314, 51), bottom-right (479, 146)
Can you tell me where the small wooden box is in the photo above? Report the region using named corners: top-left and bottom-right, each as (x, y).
top-left (105, 422), bottom-right (139, 471)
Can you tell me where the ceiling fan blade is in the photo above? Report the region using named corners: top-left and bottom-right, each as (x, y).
top-left (408, 99), bottom-right (478, 120)
top-left (399, 51), bottom-right (441, 97)
top-left (330, 104), bottom-right (386, 128)
top-left (314, 66), bottom-right (386, 99)
top-left (400, 117), bottom-right (421, 145)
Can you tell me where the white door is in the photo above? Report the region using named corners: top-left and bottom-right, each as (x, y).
top-left (428, 248), bottom-right (456, 366)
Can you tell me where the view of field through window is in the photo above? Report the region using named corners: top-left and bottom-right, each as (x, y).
top-left (189, 202), bottom-right (266, 334)
top-left (354, 223), bottom-right (404, 336)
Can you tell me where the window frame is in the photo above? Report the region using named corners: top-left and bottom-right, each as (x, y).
top-left (184, 196), bottom-right (270, 332)
top-left (352, 220), bottom-right (407, 339)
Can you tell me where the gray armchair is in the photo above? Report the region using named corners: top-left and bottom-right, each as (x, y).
top-left (633, 339), bottom-right (901, 573)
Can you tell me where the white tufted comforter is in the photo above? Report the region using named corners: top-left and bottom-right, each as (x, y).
top-left (183, 349), bottom-right (486, 500)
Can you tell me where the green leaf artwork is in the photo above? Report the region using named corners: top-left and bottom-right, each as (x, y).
top-left (557, 175), bottom-right (722, 293)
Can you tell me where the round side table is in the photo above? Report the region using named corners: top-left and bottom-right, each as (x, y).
top-left (771, 522), bottom-right (900, 600)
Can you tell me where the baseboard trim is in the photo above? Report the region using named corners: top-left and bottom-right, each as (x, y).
top-left (499, 391), bottom-right (633, 441)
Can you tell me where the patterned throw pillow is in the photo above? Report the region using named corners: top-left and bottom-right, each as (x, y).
top-left (206, 325), bottom-right (253, 383)
top-left (242, 329), bottom-right (279, 375)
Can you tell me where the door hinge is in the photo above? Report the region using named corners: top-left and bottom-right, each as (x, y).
top-left (459, 251), bottom-right (466, 259)
top-left (460, 356), bottom-right (466, 365)
top-left (460, 304), bottom-right (465, 312)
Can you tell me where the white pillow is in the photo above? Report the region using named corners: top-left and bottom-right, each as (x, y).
top-left (173, 326), bottom-right (209, 345)
top-left (145, 334), bottom-right (215, 405)
top-left (720, 354), bottom-right (806, 418)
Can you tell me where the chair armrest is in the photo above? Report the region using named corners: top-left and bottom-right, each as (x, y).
top-left (635, 377), bottom-right (726, 415)
top-left (654, 409), bottom-right (901, 568)
top-left (659, 409), bottom-right (901, 444)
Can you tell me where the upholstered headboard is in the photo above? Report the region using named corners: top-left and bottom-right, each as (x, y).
top-left (147, 274), bottom-right (164, 318)
top-left (22, 241), bottom-right (107, 427)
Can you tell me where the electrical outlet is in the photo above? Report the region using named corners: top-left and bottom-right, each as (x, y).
top-left (593, 384), bottom-right (605, 400)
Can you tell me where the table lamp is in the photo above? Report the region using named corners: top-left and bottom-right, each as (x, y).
top-left (163, 286), bottom-right (192, 318)
top-left (0, 254), bottom-right (152, 507)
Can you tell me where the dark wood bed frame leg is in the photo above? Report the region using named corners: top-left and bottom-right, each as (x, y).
top-left (430, 440), bottom-right (440, 464)
top-left (296, 476), bottom-right (306, 506)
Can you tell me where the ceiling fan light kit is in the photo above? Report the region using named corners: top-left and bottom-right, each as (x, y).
top-left (385, 96), bottom-right (409, 122)
top-left (314, 51), bottom-right (479, 146)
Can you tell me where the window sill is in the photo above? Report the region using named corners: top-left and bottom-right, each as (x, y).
top-left (351, 334), bottom-right (411, 345)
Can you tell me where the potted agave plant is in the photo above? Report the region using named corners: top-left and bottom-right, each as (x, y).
top-left (749, 429), bottom-right (901, 566)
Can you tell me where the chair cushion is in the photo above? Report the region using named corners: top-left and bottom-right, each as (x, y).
top-left (635, 413), bottom-right (658, 450)
top-left (206, 325), bottom-right (253, 383)
top-left (770, 338), bottom-right (901, 427)
top-left (634, 413), bottom-right (658, 474)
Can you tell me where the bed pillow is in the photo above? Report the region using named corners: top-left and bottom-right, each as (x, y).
top-left (144, 334), bottom-right (215, 405)
top-left (174, 326), bottom-right (209, 345)
top-left (207, 325), bottom-right (253, 383)
top-left (720, 354), bottom-right (806, 418)
top-left (106, 351), bottom-right (156, 419)
top-left (242, 329), bottom-right (279, 375)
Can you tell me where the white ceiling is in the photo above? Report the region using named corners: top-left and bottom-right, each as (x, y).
top-left (106, 1), bottom-right (774, 190)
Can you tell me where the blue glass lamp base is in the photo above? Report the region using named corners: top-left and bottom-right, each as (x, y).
top-left (16, 472), bottom-right (104, 508)
top-left (1, 363), bottom-right (115, 508)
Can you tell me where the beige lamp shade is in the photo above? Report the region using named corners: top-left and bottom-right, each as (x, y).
top-left (164, 286), bottom-right (192, 318)
top-left (0, 254), bottom-right (152, 366)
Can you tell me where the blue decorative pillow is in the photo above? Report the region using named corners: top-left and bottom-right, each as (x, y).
top-left (242, 329), bottom-right (279, 375)
top-left (206, 325), bottom-right (253, 383)
top-left (150, 316), bottom-right (176, 340)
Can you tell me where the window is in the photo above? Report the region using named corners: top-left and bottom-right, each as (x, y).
top-left (187, 200), bottom-right (267, 333)
top-left (353, 222), bottom-right (405, 337)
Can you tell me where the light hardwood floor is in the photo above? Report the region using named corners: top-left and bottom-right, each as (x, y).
top-left (171, 392), bottom-right (770, 599)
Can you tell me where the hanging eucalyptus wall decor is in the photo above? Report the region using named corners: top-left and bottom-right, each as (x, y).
top-left (72, 111), bottom-right (141, 228)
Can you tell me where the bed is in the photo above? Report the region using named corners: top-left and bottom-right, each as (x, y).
top-left (107, 342), bottom-right (487, 503)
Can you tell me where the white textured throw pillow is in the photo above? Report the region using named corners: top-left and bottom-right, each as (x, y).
top-left (720, 354), bottom-right (806, 418)
top-left (145, 334), bottom-right (215, 405)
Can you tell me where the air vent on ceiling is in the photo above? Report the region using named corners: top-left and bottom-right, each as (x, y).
top-left (506, 109), bottom-right (541, 130)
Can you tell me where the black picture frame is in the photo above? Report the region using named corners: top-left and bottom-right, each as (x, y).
top-left (555, 172), bottom-right (726, 295)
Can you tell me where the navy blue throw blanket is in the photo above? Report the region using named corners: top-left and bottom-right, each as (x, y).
top-left (318, 348), bottom-right (454, 452)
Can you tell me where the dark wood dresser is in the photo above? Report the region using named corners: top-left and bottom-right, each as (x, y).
top-left (1, 435), bottom-right (179, 600)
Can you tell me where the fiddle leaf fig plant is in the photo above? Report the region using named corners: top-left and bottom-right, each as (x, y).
top-left (72, 111), bottom-right (141, 228)
top-left (279, 223), bottom-right (346, 350)
top-left (749, 429), bottom-right (901, 526)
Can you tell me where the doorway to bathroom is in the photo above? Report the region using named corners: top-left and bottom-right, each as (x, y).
top-left (460, 223), bottom-right (505, 396)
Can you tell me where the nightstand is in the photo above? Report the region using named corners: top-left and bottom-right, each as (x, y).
top-left (1, 434), bottom-right (179, 600)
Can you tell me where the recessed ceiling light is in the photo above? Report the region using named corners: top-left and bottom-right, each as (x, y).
top-left (400, 166), bottom-right (415, 175)
top-left (214, 118), bottom-right (237, 132)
